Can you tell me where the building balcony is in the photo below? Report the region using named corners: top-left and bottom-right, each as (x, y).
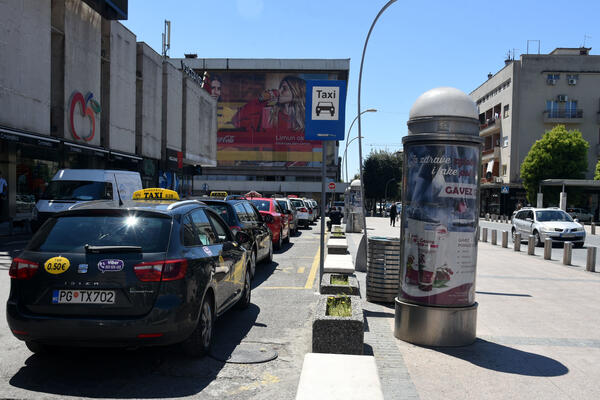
top-left (479, 117), bottom-right (501, 135)
top-left (482, 146), bottom-right (500, 161)
top-left (543, 109), bottom-right (583, 124)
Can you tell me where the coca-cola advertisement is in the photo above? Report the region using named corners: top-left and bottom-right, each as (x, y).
top-left (203, 71), bottom-right (339, 167)
top-left (400, 143), bottom-right (480, 307)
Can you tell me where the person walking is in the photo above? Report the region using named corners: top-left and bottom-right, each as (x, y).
top-left (390, 203), bottom-right (397, 227)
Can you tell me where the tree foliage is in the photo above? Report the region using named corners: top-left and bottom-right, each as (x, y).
top-left (595, 160), bottom-right (600, 180)
top-left (362, 150), bottom-right (402, 213)
top-left (520, 125), bottom-right (589, 204)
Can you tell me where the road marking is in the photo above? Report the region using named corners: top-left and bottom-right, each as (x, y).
top-left (305, 236), bottom-right (324, 289)
top-left (257, 286), bottom-right (308, 290)
top-left (297, 267), bottom-right (305, 274)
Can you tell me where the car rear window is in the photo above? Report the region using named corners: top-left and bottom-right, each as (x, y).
top-left (251, 200), bottom-right (271, 212)
top-left (206, 203), bottom-right (234, 225)
top-left (27, 213), bottom-right (172, 253)
top-left (41, 180), bottom-right (112, 201)
top-left (290, 199), bottom-right (304, 208)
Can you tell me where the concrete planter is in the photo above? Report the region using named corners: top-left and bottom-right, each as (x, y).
top-left (312, 295), bottom-right (364, 355)
top-left (320, 273), bottom-right (360, 296)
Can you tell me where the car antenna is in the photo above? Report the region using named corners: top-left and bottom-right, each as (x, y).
top-left (114, 174), bottom-right (124, 206)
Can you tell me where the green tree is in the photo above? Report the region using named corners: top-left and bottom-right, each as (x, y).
top-left (594, 160), bottom-right (600, 180)
top-left (363, 150), bottom-right (402, 214)
top-left (520, 125), bottom-right (589, 204)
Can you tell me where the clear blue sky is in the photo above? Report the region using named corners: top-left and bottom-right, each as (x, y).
top-left (123, 0), bottom-right (600, 181)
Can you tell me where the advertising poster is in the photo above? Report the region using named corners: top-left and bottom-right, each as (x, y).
top-left (203, 71), bottom-right (338, 167)
top-left (401, 143), bottom-right (479, 307)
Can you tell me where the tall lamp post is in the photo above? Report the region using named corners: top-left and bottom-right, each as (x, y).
top-left (384, 177), bottom-right (396, 205)
top-left (342, 109), bottom-right (377, 183)
top-left (357, 0), bottom-right (397, 267)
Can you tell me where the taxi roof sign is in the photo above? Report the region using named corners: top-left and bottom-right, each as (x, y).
top-left (132, 188), bottom-right (180, 201)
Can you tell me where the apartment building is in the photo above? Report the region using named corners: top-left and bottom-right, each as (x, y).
top-left (470, 47), bottom-right (600, 216)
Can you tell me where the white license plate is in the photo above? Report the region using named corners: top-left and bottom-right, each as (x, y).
top-left (52, 290), bottom-right (115, 304)
top-left (561, 233), bottom-right (575, 238)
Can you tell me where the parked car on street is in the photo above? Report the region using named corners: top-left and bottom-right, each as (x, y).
top-left (289, 198), bottom-right (310, 229)
top-left (7, 188), bottom-right (252, 356)
top-left (511, 207), bottom-right (586, 247)
top-left (250, 198), bottom-right (290, 250)
top-left (276, 197), bottom-right (298, 236)
top-left (201, 198), bottom-right (273, 278)
top-left (566, 207), bottom-right (593, 223)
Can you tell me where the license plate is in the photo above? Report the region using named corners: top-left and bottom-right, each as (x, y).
top-left (561, 233), bottom-right (575, 238)
top-left (52, 290), bottom-right (115, 304)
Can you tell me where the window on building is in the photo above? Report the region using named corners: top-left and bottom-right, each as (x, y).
top-left (566, 100), bottom-right (578, 117)
top-left (547, 73), bottom-right (560, 84)
top-left (503, 104), bottom-right (510, 118)
top-left (546, 100), bottom-right (559, 117)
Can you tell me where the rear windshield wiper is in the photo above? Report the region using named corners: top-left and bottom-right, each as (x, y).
top-left (85, 245), bottom-right (142, 253)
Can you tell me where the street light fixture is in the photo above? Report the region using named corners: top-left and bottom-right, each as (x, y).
top-left (357, 0), bottom-right (397, 269)
top-left (342, 108), bottom-right (377, 182)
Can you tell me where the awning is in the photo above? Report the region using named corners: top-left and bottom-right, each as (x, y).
top-left (486, 160), bottom-right (495, 173)
top-left (0, 126), bottom-right (60, 148)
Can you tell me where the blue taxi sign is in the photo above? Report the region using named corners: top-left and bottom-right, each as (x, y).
top-left (132, 188), bottom-right (180, 201)
top-left (304, 80), bottom-right (347, 141)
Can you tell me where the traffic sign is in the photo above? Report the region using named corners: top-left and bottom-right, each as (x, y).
top-left (501, 185), bottom-right (509, 194)
top-left (328, 182), bottom-right (336, 190)
top-left (304, 80), bottom-right (347, 141)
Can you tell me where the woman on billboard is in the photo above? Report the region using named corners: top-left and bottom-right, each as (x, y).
top-left (232, 76), bottom-right (306, 133)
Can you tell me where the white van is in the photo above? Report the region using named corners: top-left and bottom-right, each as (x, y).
top-left (32, 169), bottom-right (142, 229)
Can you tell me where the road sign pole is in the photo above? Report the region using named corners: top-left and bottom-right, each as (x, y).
top-left (319, 143), bottom-right (326, 293)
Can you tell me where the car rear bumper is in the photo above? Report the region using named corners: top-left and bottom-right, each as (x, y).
top-left (6, 300), bottom-right (197, 347)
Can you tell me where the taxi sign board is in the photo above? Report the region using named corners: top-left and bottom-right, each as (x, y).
top-left (305, 80), bottom-right (347, 141)
top-left (132, 188), bottom-right (180, 201)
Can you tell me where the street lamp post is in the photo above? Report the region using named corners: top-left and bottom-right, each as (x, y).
top-left (357, 0), bottom-right (397, 269)
top-left (342, 109), bottom-right (377, 183)
top-left (384, 177), bottom-right (396, 204)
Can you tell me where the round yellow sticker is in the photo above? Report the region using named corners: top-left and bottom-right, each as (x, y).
top-left (44, 256), bottom-right (70, 274)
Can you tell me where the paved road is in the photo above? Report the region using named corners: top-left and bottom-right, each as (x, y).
top-left (0, 222), bottom-right (325, 399)
top-left (478, 220), bottom-right (598, 268)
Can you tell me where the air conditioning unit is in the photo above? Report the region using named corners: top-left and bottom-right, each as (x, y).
top-left (557, 95), bottom-right (568, 102)
top-left (568, 78), bottom-right (577, 85)
top-left (494, 177), bottom-right (504, 183)
top-left (547, 79), bottom-right (557, 85)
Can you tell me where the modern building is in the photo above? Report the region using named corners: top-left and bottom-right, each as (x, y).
top-left (0, 0), bottom-right (217, 222)
top-left (470, 47), bottom-right (600, 217)
top-left (167, 57), bottom-right (351, 199)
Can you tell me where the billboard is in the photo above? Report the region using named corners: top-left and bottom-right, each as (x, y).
top-left (204, 71), bottom-right (340, 167)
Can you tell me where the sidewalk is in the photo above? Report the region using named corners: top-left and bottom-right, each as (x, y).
top-left (346, 216), bottom-right (600, 400)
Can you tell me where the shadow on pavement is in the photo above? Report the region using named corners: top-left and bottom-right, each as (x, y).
top-left (252, 260), bottom-right (279, 289)
top-left (9, 304), bottom-right (261, 398)
top-left (432, 338), bottom-right (569, 377)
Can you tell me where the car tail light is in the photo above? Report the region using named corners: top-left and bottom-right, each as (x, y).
top-left (263, 214), bottom-right (274, 223)
top-left (230, 225), bottom-right (242, 236)
top-left (300, 207), bottom-right (308, 212)
top-left (9, 258), bottom-right (39, 280)
top-left (134, 259), bottom-right (188, 282)
top-left (308, 209), bottom-right (313, 214)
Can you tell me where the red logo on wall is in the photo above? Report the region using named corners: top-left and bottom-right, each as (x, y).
top-left (69, 91), bottom-right (101, 142)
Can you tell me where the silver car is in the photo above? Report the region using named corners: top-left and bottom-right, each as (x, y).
top-left (511, 207), bottom-right (586, 247)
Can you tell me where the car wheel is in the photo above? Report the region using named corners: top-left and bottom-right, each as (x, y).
top-left (249, 249), bottom-right (257, 279)
top-left (275, 231), bottom-right (282, 250)
top-left (266, 240), bottom-right (273, 263)
top-left (533, 231), bottom-right (542, 247)
top-left (236, 268), bottom-right (251, 309)
top-left (511, 228), bottom-right (516, 242)
top-left (182, 296), bottom-right (214, 357)
top-left (284, 228), bottom-right (290, 244)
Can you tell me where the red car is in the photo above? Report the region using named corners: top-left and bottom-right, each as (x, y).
top-left (251, 198), bottom-right (290, 250)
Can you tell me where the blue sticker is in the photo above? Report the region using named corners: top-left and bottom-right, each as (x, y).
top-left (52, 290), bottom-right (59, 303)
top-left (78, 264), bottom-right (88, 274)
top-left (98, 259), bottom-right (124, 273)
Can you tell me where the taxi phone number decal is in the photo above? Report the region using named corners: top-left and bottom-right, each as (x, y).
top-left (44, 256), bottom-right (70, 274)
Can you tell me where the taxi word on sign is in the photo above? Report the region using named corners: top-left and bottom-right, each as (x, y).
top-left (44, 256), bottom-right (70, 274)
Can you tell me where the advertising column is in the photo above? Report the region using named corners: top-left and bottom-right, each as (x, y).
top-left (394, 87), bottom-right (483, 347)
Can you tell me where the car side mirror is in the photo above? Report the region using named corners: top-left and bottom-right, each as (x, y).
top-left (235, 231), bottom-right (251, 245)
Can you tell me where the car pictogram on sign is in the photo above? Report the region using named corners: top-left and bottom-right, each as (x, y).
top-left (316, 102), bottom-right (335, 117)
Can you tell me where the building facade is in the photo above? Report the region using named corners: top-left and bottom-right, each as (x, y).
top-left (470, 47), bottom-right (600, 216)
top-left (167, 57), bottom-right (350, 199)
top-left (0, 0), bottom-right (217, 222)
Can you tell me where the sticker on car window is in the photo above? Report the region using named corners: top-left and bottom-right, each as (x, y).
top-left (44, 256), bottom-right (70, 275)
top-left (97, 259), bottom-right (124, 273)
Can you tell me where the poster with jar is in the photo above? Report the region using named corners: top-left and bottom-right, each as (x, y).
top-left (400, 143), bottom-right (479, 307)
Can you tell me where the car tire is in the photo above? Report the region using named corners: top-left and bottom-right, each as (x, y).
top-left (284, 229), bottom-right (290, 244)
top-left (275, 231), bottom-right (282, 250)
top-left (266, 240), bottom-right (273, 263)
top-left (182, 296), bottom-right (214, 358)
top-left (533, 231), bottom-right (542, 247)
top-left (236, 268), bottom-right (251, 309)
top-left (249, 249), bottom-right (257, 279)
top-left (511, 228), bottom-right (517, 242)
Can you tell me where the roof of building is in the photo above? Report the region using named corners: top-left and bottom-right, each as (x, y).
top-left (168, 58), bottom-right (350, 71)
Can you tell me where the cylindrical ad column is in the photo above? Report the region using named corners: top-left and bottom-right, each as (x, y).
top-left (394, 87), bottom-right (483, 347)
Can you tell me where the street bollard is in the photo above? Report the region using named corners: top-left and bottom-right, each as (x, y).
top-left (544, 238), bottom-right (552, 260)
top-left (586, 246), bottom-right (597, 272)
top-left (527, 235), bottom-right (535, 255)
top-left (491, 229), bottom-right (497, 245)
top-left (482, 227), bottom-right (488, 242)
top-left (563, 242), bottom-right (573, 265)
top-left (592, 223), bottom-right (596, 235)
top-left (502, 231), bottom-right (508, 248)
top-left (514, 233), bottom-right (521, 251)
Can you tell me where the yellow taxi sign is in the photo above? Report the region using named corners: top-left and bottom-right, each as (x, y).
top-left (132, 188), bottom-right (180, 201)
